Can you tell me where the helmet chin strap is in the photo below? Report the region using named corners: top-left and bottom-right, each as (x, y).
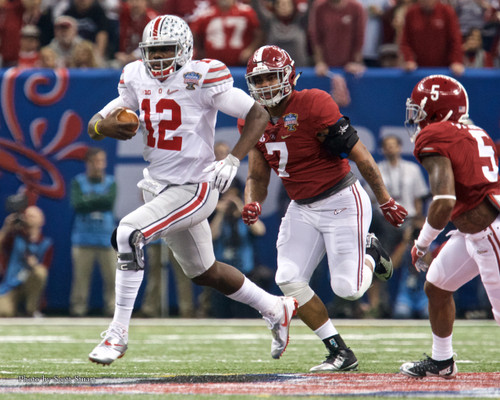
top-left (440, 110), bottom-right (453, 122)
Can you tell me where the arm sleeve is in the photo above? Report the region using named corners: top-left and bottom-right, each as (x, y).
top-left (212, 87), bottom-right (255, 119)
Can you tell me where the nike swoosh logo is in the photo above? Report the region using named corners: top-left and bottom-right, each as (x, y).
top-left (167, 89), bottom-right (179, 95)
top-left (104, 340), bottom-right (124, 347)
top-left (334, 208), bottom-right (347, 215)
top-left (281, 135), bottom-right (291, 139)
top-left (281, 305), bottom-right (289, 327)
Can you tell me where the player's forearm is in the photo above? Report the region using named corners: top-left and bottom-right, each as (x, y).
top-left (232, 104), bottom-right (268, 160)
top-left (356, 159), bottom-right (390, 204)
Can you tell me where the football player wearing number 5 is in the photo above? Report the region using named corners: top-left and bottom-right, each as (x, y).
top-left (400, 75), bottom-right (500, 379)
top-left (239, 45), bottom-right (408, 372)
top-left (86, 16), bottom-right (298, 366)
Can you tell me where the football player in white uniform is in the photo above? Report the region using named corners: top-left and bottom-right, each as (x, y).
top-left (86, 15), bottom-right (298, 366)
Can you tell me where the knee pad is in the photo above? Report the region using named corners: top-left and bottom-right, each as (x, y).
top-left (279, 281), bottom-right (314, 306)
top-left (116, 230), bottom-right (146, 271)
top-left (332, 263), bottom-right (372, 301)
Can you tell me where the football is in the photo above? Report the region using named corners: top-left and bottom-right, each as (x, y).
top-left (116, 107), bottom-right (139, 132)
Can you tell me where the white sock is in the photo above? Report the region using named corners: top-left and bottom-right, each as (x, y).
top-left (432, 333), bottom-right (453, 361)
top-left (112, 269), bottom-right (144, 329)
top-left (313, 320), bottom-right (338, 340)
top-left (227, 277), bottom-right (279, 315)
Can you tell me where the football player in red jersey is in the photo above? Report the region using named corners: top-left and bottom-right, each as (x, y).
top-left (239, 45), bottom-right (408, 372)
top-left (400, 75), bottom-right (500, 379)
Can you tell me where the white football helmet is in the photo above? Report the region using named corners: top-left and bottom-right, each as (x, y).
top-left (139, 15), bottom-right (193, 79)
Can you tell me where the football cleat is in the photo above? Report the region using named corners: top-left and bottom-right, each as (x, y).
top-left (262, 296), bottom-right (298, 359)
top-left (366, 233), bottom-right (393, 281)
top-left (400, 354), bottom-right (457, 379)
top-left (310, 347), bottom-right (358, 372)
top-left (89, 323), bottom-right (128, 365)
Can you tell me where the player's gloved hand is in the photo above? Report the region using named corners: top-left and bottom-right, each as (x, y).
top-left (242, 202), bottom-right (261, 225)
top-left (380, 197), bottom-right (408, 227)
top-left (204, 154), bottom-right (240, 193)
top-left (411, 242), bottom-right (429, 272)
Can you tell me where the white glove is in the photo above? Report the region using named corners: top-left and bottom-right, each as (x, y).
top-left (204, 154), bottom-right (240, 193)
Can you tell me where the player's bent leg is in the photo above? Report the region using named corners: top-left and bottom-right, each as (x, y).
top-left (194, 261), bottom-right (298, 359)
top-left (331, 262), bottom-right (372, 301)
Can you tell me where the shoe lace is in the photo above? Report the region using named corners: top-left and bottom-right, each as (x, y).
top-left (100, 325), bottom-right (126, 340)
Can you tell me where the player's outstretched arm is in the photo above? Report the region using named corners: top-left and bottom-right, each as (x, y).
top-left (231, 103), bottom-right (269, 160)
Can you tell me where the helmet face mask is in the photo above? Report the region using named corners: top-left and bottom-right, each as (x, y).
top-left (246, 45), bottom-right (296, 107)
top-left (405, 74), bottom-right (469, 142)
top-left (139, 15), bottom-right (193, 80)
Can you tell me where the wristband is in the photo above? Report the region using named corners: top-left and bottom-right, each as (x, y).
top-left (94, 120), bottom-right (103, 136)
top-left (432, 195), bottom-right (456, 201)
top-left (416, 219), bottom-right (443, 248)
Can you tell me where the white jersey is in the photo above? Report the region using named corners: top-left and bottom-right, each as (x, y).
top-left (117, 59), bottom-right (240, 185)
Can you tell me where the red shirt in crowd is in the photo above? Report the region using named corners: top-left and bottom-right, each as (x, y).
top-left (308, 0), bottom-right (366, 67)
top-left (119, 3), bottom-right (158, 54)
top-left (190, 2), bottom-right (261, 66)
top-left (400, 2), bottom-right (463, 67)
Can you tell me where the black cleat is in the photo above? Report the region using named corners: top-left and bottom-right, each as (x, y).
top-left (400, 354), bottom-right (457, 379)
top-left (310, 347), bottom-right (358, 372)
top-left (366, 233), bottom-right (393, 281)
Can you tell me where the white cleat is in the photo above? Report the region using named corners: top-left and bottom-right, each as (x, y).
top-left (89, 323), bottom-right (128, 365)
top-left (262, 296), bottom-right (298, 359)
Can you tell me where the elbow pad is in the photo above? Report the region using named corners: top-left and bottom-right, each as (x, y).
top-left (322, 116), bottom-right (359, 158)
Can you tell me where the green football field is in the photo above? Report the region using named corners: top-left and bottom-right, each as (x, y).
top-left (0, 317), bottom-right (498, 399)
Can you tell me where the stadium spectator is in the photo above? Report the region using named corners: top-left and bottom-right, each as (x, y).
top-left (400, 0), bottom-right (465, 75)
top-left (61, 0), bottom-right (110, 63)
top-left (0, 205), bottom-right (53, 317)
top-left (241, 45), bottom-right (407, 372)
top-left (190, 0), bottom-right (263, 66)
top-left (68, 39), bottom-right (102, 68)
top-left (48, 15), bottom-right (82, 68)
top-left (113, 0), bottom-right (158, 68)
top-left (309, 0), bottom-right (367, 76)
top-left (0, 0), bottom-right (53, 67)
top-left (69, 147), bottom-right (116, 317)
top-left (364, 134), bottom-right (429, 318)
top-left (400, 75), bottom-right (500, 379)
top-left (149, 0), bottom-right (206, 21)
top-left (39, 45), bottom-right (60, 68)
top-left (86, 15), bottom-right (297, 366)
top-left (449, 0), bottom-right (497, 36)
top-left (359, 0), bottom-right (392, 67)
top-left (463, 27), bottom-right (493, 67)
top-left (204, 141), bottom-right (267, 318)
top-left (251, 0), bottom-right (310, 67)
top-left (381, 0), bottom-right (413, 46)
top-left (16, 24), bottom-right (41, 69)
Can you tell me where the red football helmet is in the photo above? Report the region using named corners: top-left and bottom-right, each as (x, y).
top-left (245, 45), bottom-right (296, 107)
top-left (405, 74), bottom-right (469, 141)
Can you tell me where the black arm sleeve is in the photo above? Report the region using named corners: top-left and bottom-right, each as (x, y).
top-left (321, 116), bottom-right (359, 158)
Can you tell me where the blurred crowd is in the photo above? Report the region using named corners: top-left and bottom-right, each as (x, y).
top-left (1, 0), bottom-right (500, 72)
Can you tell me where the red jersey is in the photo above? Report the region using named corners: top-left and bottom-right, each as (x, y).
top-left (239, 89), bottom-right (351, 201)
top-left (414, 121), bottom-right (500, 220)
top-left (119, 4), bottom-right (158, 54)
top-left (190, 3), bottom-right (260, 66)
top-left (400, 3), bottom-right (463, 66)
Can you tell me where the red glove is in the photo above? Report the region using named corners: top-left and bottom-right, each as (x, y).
top-left (242, 202), bottom-right (261, 225)
top-left (411, 242), bottom-right (429, 272)
top-left (380, 197), bottom-right (408, 227)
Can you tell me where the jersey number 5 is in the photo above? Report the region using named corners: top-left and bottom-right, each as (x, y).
top-left (142, 98), bottom-right (182, 151)
top-left (469, 127), bottom-right (498, 183)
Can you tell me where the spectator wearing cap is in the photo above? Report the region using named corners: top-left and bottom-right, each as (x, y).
top-left (17, 25), bottom-right (41, 69)
top-left (48, 15), bottom-right (83, 67)
top-left (0, 0), bottom-right (53, 67)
